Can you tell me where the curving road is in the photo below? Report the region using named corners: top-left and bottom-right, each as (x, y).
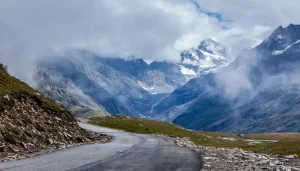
top-left (0, 123), bottom-right (202, 171)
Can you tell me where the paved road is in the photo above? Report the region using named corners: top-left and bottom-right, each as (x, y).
top-left (0, 123), bottom-right (202, 171)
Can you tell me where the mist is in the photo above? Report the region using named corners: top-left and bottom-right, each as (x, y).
top-left (211, 31), bottom-right (300, 117)
top-left (1, 0), bottom-right (300, 89)
top-left (0, 0), bottom-right (224, 82)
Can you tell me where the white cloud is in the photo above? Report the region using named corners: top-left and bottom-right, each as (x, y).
top-left (0, 0), bottom-right (225, 81)
top-left (197, 0), bottom-right (300, 55)
top-left (0, 0), bottom-right (299, 82)
top-left (215, 49), bottom-right (259, 99)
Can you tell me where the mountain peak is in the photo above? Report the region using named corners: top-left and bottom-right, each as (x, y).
top-left (271, 25), bottom-right (284, 36)
top-left (285, 23), bottom-right (300, 34)
top-left (198, 38), bottom-right (227, 56)
top-left (257, 24), bottom-right (300, 53)
top-left (204, 38), bottom-right (219, 45)
top-left (201, 38), bottom-right (218, 45)
top-left (269, 24), bottom-right (300, 39)
top-left (287, 23), bottom-right (296, 28)
top-left (180, 39), bottom-right (230, 74)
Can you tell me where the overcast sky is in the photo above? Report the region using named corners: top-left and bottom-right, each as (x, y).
top-left (0, 0), bottom-right (300, 80)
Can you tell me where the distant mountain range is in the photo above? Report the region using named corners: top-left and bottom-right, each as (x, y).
top-left (35, 24), bottom-right (300, 133)
top-left (35, 39), bottom-right (230, 118)
top-left (162, 24), bottom-right (300, 133)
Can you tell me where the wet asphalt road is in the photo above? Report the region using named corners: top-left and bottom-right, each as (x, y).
top-left (0, 123), bottom-right (202, 171)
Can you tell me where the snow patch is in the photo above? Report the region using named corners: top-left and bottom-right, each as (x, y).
top-left (199, 50), bottom-right (227, 61)
top-left (137, 81), bottom-right (154, 91)
top-left (273, 40), bottom-right (300, 55)
top-left (178, 65), bottom-right (196, 75)
top-left (181, 59), bottom-right (199, 66)
top-left (139, 114), bottom-right (146, 118)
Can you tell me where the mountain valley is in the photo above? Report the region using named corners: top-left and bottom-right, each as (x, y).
top-left (35, 39), bottom-right (230, 118)
top-left (34, 25), bottom-right (300, 134)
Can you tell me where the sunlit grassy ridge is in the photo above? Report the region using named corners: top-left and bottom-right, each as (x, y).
top-left (90, 115), bottom-right (300, 157)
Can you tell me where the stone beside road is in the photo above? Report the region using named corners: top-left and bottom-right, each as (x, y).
top-left (1, 131), bottom-right (110, 163)
top-left (172, 136), bottom-right (300, 171)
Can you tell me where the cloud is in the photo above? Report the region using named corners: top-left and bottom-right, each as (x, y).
top-left (0, 0), bottom-right (224, 81)
top-left (196, 0), bottom-right (300, 55)
top-left (215, 49), bottom-right (259, 100)
top-left (0, 0), bottom-right (300, 82)
top-left (192, 0), bottom-right (300, 100)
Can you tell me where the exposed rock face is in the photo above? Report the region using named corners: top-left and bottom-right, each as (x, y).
top-left (0, 65), bottom-right (109, 160)
top-left (35, 52), bottom-right (171, 118)
top-left (36, 64), bottom-right (109, 118)
top-left (174, 137), bottom-right (300, 171)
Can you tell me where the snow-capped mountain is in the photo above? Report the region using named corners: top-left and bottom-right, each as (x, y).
top-left (180, 38), bottom-right (231, 75)
top-left (257, 24), bottom-right (300, 56)
top-left (95, 57), bottom-right (187, 94)
top-left (35, 39), bottom-right (231, 118)
top-left (156, 24), bottom-right (300, 133)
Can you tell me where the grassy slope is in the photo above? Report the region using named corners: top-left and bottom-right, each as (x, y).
top-left (90, 115), bottom-right (300, 157)
top-left (0, 64), bottom-right (68, 113)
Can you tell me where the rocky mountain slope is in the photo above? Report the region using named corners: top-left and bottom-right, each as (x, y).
top-left (35, 39), bottom-right (230, 118)
top-left (36, 52), bottom-right (167, 118)
top-left (157, 24), bottom-right (300, 133)
top-left (0, 64), bottom-right (108, 159)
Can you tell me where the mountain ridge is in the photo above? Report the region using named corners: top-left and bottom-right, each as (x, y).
top-left (168, 24), bottom-right (300, 133)
top-left (35, 39), bottom-right (230, 118)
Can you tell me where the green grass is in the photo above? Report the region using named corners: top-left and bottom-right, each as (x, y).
top-left (89, 115), bottom-right (300, 157)
top-left (0, 64), bottom-right (69, 113)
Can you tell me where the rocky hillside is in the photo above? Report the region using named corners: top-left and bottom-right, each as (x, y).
top-left (0, 64), bottom-right (108, 159)
top-left (35, 52), bottom-right (167, 118)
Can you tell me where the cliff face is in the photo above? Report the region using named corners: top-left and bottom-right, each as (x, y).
top-left (0, 64), bottom-right (108, 159)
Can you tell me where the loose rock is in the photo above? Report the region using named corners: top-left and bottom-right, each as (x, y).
top-left (168, 136), bottom-right (300, 171)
